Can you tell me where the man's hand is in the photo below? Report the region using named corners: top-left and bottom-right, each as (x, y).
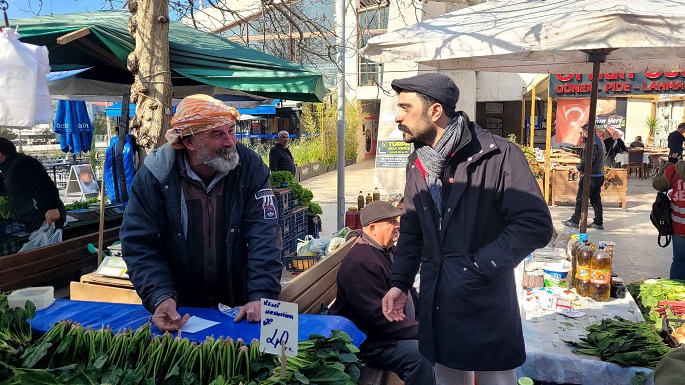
top-left (382, 287), bottom-right (407, 322)
top-left (152, 298), bottom-right (190, 332)
top-left (45, 209), bottom-right (61, 225)
top-left (671, 153), bottom-right (682, 160)
top-left (234, 300), bottom-right (261, 323)
top-left (569, 168), bottom-right (579, 175)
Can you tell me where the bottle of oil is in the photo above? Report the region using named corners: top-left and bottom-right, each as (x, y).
top-left (575, 240), bottom-right (593, 297)
top-left (365, 193), bottom-right (372, 205)
top-left (569, 233), bottom-right (587, 289)
top-left (373, 187), bottom-right (381, 201)
top-left (566, 232), bottom-right (580, 258)
top-left (590, 244), bottom-right (612, 302)
top-left (357, 191), bottom-right (365, 210)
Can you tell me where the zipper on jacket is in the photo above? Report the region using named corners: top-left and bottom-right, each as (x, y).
top-left (439, 217), bottom-right (442, 231)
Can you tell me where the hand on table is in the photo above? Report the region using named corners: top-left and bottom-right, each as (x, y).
top-left (382, 287), bottom-right (407, 322)
top-left (234, 300), bottom-right (261, 323)
top-left (45, 209), bottom-right (61, 226)
top-left (152, 298), bottom-right (190, 332)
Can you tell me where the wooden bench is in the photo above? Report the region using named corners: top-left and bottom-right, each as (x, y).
top-left (0, 227), bottom-right (120, 292)
top-left (278, 237), bottom-right (392, 385)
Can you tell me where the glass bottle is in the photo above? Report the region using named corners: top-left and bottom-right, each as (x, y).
top-left (365, 193), bottom-right (372, 205)
top-left (373, 187), bottom-right (381, 201)
top-left (575, 241), bottom-right (593, 297)
top-left (590, 244), bottom-right (612, 302)
top-left (357, 191), bottom-right (365, 210)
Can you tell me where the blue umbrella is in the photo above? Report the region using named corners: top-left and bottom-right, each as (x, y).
top-left (53, 100), bottom-right (93, 154)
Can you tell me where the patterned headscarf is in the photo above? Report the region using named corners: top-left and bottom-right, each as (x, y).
top-left (165, 94), bottom-right (240, 149)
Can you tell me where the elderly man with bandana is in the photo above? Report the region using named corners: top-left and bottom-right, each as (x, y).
top-left (121, 94), bottom-right (283, 332)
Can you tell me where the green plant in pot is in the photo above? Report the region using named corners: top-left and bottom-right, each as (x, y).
top-left (645, 116), bottom-right (661, 146)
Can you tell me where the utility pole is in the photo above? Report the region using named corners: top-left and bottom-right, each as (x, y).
top-left (126, 0), bottom-right (173, 155)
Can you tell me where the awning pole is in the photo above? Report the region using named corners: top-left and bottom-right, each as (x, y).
top-left (579, 50), bottom-right (607, 233)
top-left (335, 0), bottom-right (346, 230)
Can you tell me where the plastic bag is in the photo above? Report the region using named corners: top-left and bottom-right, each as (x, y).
top-left (326, 237), bottom-right (347, 255)
top-left (18, 221), bottom-right (63, 252)
top-left (297, 235), bottom-right (330, 256)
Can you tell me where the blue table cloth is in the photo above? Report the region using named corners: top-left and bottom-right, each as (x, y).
top-left (31, 299), bottom-right (366, 347)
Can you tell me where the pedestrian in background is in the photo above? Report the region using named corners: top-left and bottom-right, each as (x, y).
top-left (269, 131), bottom-right (296, 176)
top-left (382, 73), bottom-right (553, 385)
top-left (667, 123), bottom-right (685, 164)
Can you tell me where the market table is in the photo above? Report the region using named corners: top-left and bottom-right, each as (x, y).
top-left (614, 152), bottom-right (650, 167)
top-left (29, 299), bottom-right (366, 348)
top-left (516, 291), bottom-right (654, 385)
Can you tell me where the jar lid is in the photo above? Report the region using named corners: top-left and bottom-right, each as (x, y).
top-left (612, 277), bottom-right (624, 284)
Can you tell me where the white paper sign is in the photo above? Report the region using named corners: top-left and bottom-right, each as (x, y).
top-left (180, 316), bottom-right (220, 333)
top-left (260, 298), bottom-right (298, 357)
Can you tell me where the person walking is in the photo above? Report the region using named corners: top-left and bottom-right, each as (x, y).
top-left (381, 73), bottom-right (553, 385)
top-left (667, 123), bottom-right (685, 164)
top-left (269, 131), bottom-right (296, 176)
top-left (653, 159), bottom-right (685, 280)
top-left (562, 124), bottom-right (606, 230)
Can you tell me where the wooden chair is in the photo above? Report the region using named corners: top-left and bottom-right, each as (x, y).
top-left (626, 149), bottom-right (645, 179)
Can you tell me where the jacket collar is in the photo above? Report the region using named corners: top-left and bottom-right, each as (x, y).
top-left (408, 112), bottom-right (499, 166)
top-left (361, 232), bottom-right (395, 261)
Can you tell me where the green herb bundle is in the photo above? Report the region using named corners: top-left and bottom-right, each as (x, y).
top-left (565, 316), bottom-right (671, 368)
top-left (252, 330), bottom-right (361, 385)
top-left (0, 196), bottom-right (13, 220)
top-left (1, 318), bottom-right (361, 385)
top-left (270, 172), bottom-right (295, 188)
top-left (0, 293), bottom-right (34, 366)
top-left (634, 279), bottom-right (685, 328)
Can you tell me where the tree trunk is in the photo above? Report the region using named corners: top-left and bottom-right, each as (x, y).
top-left (127, 0), bottom-right (172, 156)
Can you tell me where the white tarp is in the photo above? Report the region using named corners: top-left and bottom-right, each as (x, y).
top-left (362, 0), bottom-right (685, 74)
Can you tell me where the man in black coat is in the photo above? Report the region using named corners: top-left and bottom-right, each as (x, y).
top-left (381, 73), bottom-right (553, 385)
top-left (562, 124), bottom-right (607, 230)
top-left (269, 131), bottom-right (296, 176)
top-left (603, 130), bottom-right (626, 167)
top-left (331, 200), bottom-right (435, 385)
top-left (0, 138), bottom-right (65, 232)
top-left (668, 123), bottom-right (685, 164)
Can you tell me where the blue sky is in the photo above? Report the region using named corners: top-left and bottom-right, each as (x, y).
top-left (9, 0), bottom-right (127, 18)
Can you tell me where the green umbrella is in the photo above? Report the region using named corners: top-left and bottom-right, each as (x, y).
top-left (12, 10), bottom-right (326, 102)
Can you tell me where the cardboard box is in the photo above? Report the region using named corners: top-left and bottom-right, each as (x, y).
top-left (70, 273), bottom-right (141, 304)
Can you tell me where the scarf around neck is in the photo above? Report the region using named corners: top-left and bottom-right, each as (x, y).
top-left (415, 115), bottom-right (464, 214)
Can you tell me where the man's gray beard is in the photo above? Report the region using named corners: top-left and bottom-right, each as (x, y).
top-left (204, 150), bottom-right (239, 173)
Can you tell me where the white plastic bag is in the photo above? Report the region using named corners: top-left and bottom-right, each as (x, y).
top-left (18, 221), bottom-right (63, 252)
top-left (297, 235), bottom-right (330, 256)
top-left (326, 237), bottom-right (347, 255)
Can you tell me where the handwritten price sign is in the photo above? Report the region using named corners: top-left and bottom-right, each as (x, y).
top-left (259, 299), bottom-right (298, 357)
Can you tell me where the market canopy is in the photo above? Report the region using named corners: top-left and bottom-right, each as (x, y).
top-left (362, 0), bottom-right (685, 74)
top-left (11, 10), bottom-right (326, 102)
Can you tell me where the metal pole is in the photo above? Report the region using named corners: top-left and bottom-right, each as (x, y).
top-left (579, 50), bottom-right (607, 233)
top-left (0, 0), bottom-right (9, 29)
top-left (545, 96), bottom-right (553, 203)
top-left (335, 0), bottom-right (345, 229)
top-left (530, 84), bottom-right (536, 148)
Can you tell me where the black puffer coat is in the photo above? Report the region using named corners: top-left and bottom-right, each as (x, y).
top-left (391, 115), bottom-right (553, 370)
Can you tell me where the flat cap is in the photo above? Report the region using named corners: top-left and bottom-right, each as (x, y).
top-left (361, 200), bottom-right (402, 227)
top-left (391, 73), bottom-right (459, 110)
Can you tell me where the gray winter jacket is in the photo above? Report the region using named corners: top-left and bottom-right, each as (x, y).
top-left (121, 143), bottom-right (283, 313)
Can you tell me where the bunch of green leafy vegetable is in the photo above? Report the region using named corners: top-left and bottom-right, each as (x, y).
top-left (564, 316), bottom-right (670, 368)
top-left (252, 330), bottom-right (361, 385)
top-left (307, 202), bottom-right (323, 217)
top-left (2, 317), bottom-right (360, 385)
top-left (0, 196), bottom-right (12, 220)
top-left (634, 279), bottom-right (685, 328)
top-left (270, 171), bottom-right (295, 188)
top-left (64, 198), bottom-right (100, 211)
top-left (290, 183), bottom-right (314, 206)
top-left (0, 293), bottom-right (35, 368)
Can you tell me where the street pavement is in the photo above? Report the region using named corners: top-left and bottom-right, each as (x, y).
top-left (300, 158), bottom-right (672, 284)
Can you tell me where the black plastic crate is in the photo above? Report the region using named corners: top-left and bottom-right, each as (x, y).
top-left (293, 207), bottom-right (308, 235)
top-left (274, 188), bottom-right (292, 217)
top-left (663, 317), bottom-right (685, 348)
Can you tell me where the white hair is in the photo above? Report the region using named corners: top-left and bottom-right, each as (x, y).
top-left (278, 131), bottom-right (289, 137)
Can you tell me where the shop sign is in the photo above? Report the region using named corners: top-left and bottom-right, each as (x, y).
top-left (377, 140), bottom-right (411, 155)
top-left (551, 72), bottom-right (685, 97)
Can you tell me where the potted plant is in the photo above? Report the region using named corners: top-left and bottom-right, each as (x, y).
top-left (645, 117), bottom-right (661, 146)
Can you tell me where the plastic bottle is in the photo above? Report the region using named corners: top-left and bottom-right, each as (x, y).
top-left (566, 232), bottom-right (580, 258)
top-left (569, 233), bottom-right (587, 289)
top-left (357, 191), bottom-right (365, 210)
top-left (575, 240), bottom-right (593, 297)
top-left (365, 193), bottom-right (372, 205)
top-left (373, 187), bottom-right (381, 201)
top-left (590, 244), bottom-right (612, 302)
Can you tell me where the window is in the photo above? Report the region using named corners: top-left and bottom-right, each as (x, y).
top-left (357, 3), bottom-right (388, 86)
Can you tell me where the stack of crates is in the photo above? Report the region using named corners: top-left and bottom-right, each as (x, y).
top-left (274, 188), bottom-right (307, 259)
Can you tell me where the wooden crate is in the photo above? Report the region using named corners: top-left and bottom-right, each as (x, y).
top-left (551, 168), bottom-right (626, 208)
top-left (70, 272), bottom-right (141, 304)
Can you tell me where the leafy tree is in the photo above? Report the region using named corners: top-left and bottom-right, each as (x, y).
top-left (35, 128), bottom-right (55, 144)
top-left (92, 116), bottom-right (112, 137)
top-left (0, 128), bottom-right (17, 140)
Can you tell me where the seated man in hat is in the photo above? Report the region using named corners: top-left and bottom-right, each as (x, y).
top-left (330, 200), bottom-right (435, 385)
